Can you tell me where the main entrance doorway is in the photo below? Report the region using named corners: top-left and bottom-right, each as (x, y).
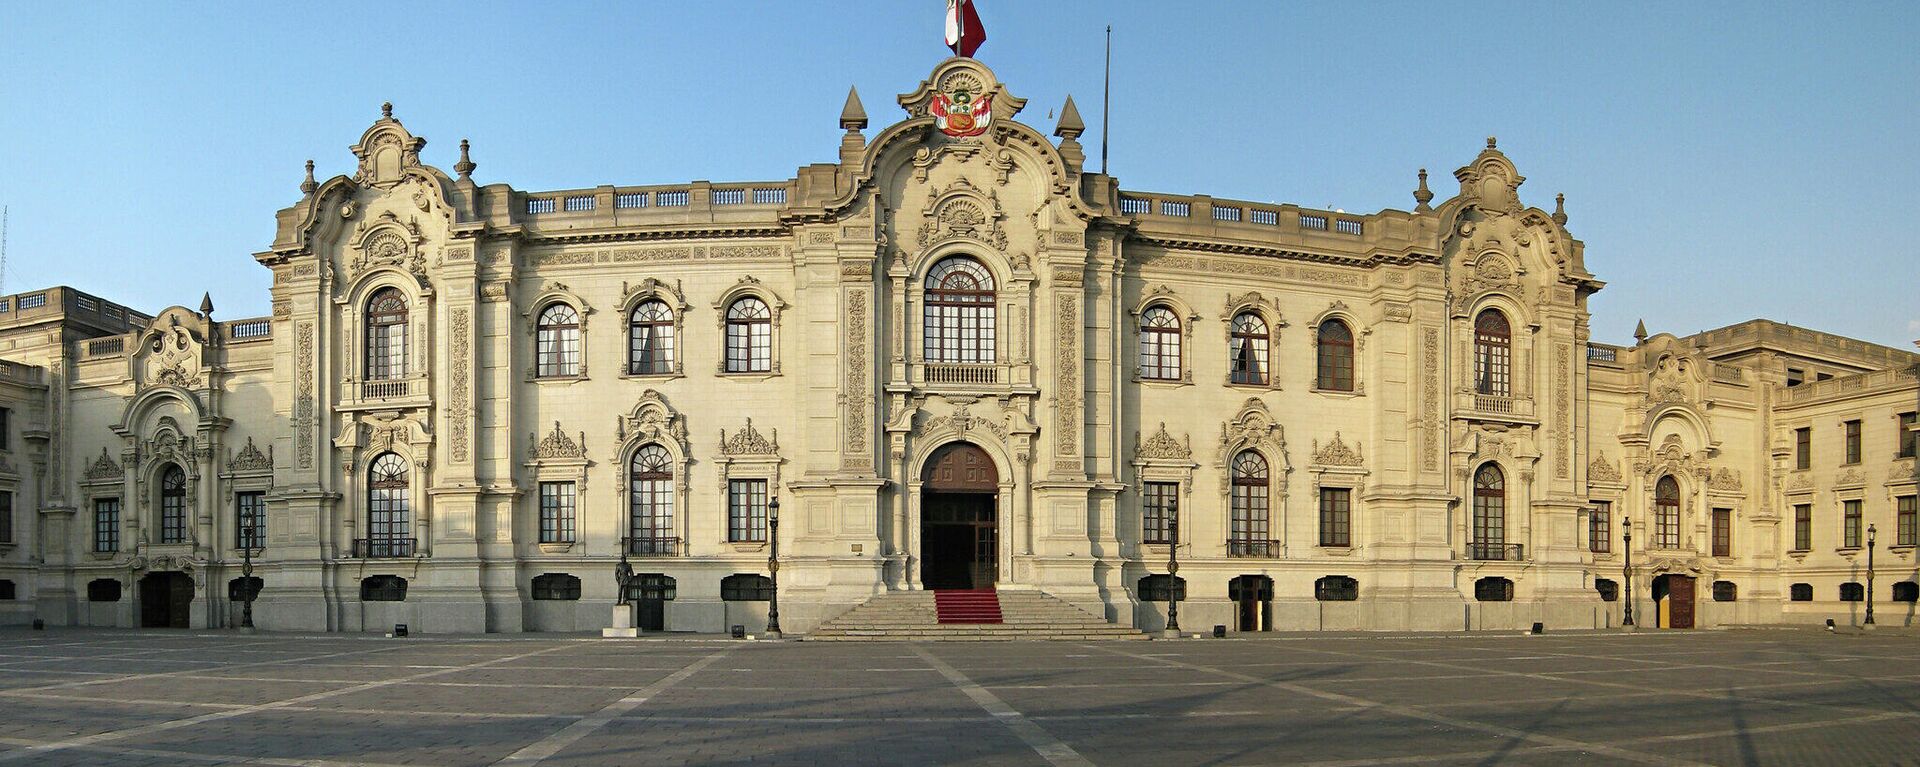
top-left (1229, 575), bottom-right (1274, 632)
top-left (921, 443), bottom-right (998, 590)
top-left (1653, 573), bottom-right (1696, 629)
top-left (139, 571), bottom-right (194, 628)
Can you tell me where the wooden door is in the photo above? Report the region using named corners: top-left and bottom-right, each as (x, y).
top-left (167, 574), bottom-right (193, 628)
top-left (1668, 575), bottom-right (1696, 629)
top-left (636, 599), bottom-right (665, 631)
top-left (139, 575), bottom-right (169, 628)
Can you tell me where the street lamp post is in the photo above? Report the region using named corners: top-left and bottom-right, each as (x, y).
top-left (1165, 512), bottom-right (1181, 634)
top-left (1865, 524), bottom-right (1877, 626)
top-left (765, 497), bottom-right (783, 639)
top-left (239, 525), bottom-right (256, 631)
top-left (1622, 518), bottom-right (1635, 627)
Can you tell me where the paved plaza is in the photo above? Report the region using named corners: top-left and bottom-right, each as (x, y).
top-left (0, 629), bottom-right (1916, 766)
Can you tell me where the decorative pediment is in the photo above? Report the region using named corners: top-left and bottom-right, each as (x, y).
top-left (1891, 457), bottom-right (1918, 483)
top-left (227, 437), bottom-right (273, 473)
top-left (134, 311), bottom-right (207, 390)
top-left (1460, 252), bottom-right (1521, 296)
top-left (531, 421), bottom-right (587, 461)
top-left (1788, 472), bottom-right (1814, 491)
top-left (719, 418), bottom-right (779, 456)
top-left (1134, 422), bottom-right (1191, 462)
top-left (916, 179), bottom-right (1007, 250)
top-left (350, 103), bottom-right (427, 188)
top-left (1218, 398), bottom-right (1290, 490)
top-left (617, 389), bottom-right (689, 455)
top-left (1835, 467), bottom-right (1865, 488)
top-left (348, 212), bottom-right (428, 280)
top-left (923, 401), bottom-right (1008, 440)
top-left (336, 411), bottom-right (433, 471)
top-left (897, 57), bottom-right (1027, 125)
top-left (1708, 467), bottom-right (1742, 493)
top-left (86, 447), bottom-right (123, 480)
top-left (1312, 432), bottom-right (1364, 467)
top-left (1453, 138), bottom-right (1525, 215)
top-left (1588, 455), bottom-right (1622, 484)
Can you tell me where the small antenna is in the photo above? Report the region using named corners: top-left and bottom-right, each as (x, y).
top-left (1, 206), bottom-right (9, 295)
top-left (1101, 24), bottom-right (1112, 175)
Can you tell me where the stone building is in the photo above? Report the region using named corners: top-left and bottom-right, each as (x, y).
top-left (0, 58), bottom-right (1914, 634)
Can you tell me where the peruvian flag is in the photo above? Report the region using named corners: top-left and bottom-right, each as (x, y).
top-left (945, 0), bottom-right (986, 58)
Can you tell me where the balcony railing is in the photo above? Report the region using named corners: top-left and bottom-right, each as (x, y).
top-left (361, 378), bottom-right (414, 399)
top-left (1227, 539), bottom-right (1282, 558)
top-left (352, 537), bottom-right (417, 558)
top-left (1473, 394), bottom-right (1514, 414)
top-left (1468, 542), bottom-right (1524, 561)
top-left (627, 536), bottom-right (680, 556)
top-left (923, 363), bottom-right (1000, 385)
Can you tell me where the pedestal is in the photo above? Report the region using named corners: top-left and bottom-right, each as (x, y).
top-left (601, 604), bottom-right (638, 638)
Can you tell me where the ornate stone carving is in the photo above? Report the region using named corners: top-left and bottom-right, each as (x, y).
top-left (925, 402), bottom-right (1007, 440)
top-left (1135, 422), bottom-right (1191, 461)
top-left (617, 390), bottom-right (690, 456)
top-left (228, 437), bottom-right (273, 473)
top-left (531, 421), bottom-right (587, 460)
top-left (295, 323), bottom-right (315, 469)
top-left (1589, 455), bottom-right (1622, 484)
top-left (451, 308), bottom-right (471, 462)
top-left (1422, 328), bottom-right (1439, 471)
top-left (1313, 432), bottom-right (1364, 467)
top-left (347, 212), bottom-right (428, 280)
top-left (720, 418), bottom-right (779, 456)
top-left (1788, 472), bottom-right (1813, 491)
top-left (844, 288), bottom-right (870, 459)
top-left (85, 447), bottom-right (123, 480)
top-left (1892, 457), bottom-right (1918, 482)
top-left (1556, 344), bottom-right (1571, 477)
top-left (1055, 296), bottom-right (1080, 456)
top-left (1708, 467), bottom-right (1742, 492)
top-left (1218, 398), bottom-right (1289, 492)
top-left (1835, 468), bottom-right (1865, 488)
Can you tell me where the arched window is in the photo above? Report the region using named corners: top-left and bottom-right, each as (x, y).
top-left (1839, 582), bottom-right (1864, 602)
top-left (1474, 576), bottom-right (1514, 602)
top-left (1315, 575), bottom-right (1359, 601)
top-left (1138, 305), bottom-right (1182, 380)
top-left (1316, 319), bottom-right (1354, 391)
top-left (1471, 463), bottom-right (1505, 560)
top-left (924, 257), bottom-right (995, 364)
top-left (531, 573), bottom-right (582, 600)
top-left (1228, 450), bottom-right (1271, 556)
top-left (1789, 582), bottom-right (1812, 601)
top-left (1473, 309), bottom-right (1511, 396)
top-left (721, 574), bottom-right (775, 601)
top-left (365, 287), bottom-right (409, 381)
top-left (724, 297), bottom-right (772, 373)
top-left (1654, 476), bottom-right (1681, 549)
top-left (159, 465), bottom-right (187, 544)
top-left (628, 445), bottom-right (675, 554)
top-left (628, 300), bottom-right (676, 375)
top-left (360, 575), bottom-right (407, 602)
top-left (366, 453), bottom-right (411, 557)
top-left (1137, 574), bottom-right (1185, 601)
top-left (1229, 312), bottom-right (1270, 385)
top-left (535, 303), bottom-right (582, 378)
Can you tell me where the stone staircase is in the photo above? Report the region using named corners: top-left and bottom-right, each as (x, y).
top-left (808, 589), bottom-right (1147, 641)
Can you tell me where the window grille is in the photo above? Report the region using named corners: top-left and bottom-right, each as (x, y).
top-left (1229, 451), bottom-right (1270, 556)
top-left (367, 453), bottom-right (410, 550)
top-left (1839, 582), bottom-right (1864, 602)
top-left (1474, 577), bottom-right (1514, 602)
top-left (88, 579), bottom-right (122, 602)
top-left (236, 491), bottom-right (266, 549)
top-left (629, 445), bottom-right (675, 553)
top-left (532, 573), bottom-right (582, 600)
top-left (1137, 574), bottom-right (1185, 601)
top-left (1711, 581), bottom-right (1737, 602)
top-left (1315, 575), bottom-right (1358, 601)
top-left (1595, 578), bottom-right (1619, 602)
top-left (1588, 502), bottom-right (1611, 553)
top-left (1789, 582), bottom-right (1812, 601)
top-left (360, 575), bottom-right (407, 601)
top-left (1472, 464), bottom-right (1505, 556)
top-left (721, 574), bottom-right (775, 601)
top-left (365, 288), bottom-right (409, 382)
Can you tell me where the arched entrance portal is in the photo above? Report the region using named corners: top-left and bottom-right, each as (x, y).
top-left (1652, 573), bottom-right (1696, 629)
top-left (139, 571), bottom-right (193, 628)
top-left (921, 443), bottom-right (998, 590)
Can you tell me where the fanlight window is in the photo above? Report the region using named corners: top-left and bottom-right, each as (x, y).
top-left (367, 453), bottom-right (410, 545)
top-left (1138, 305), bottom-right (1182, 380)
top-left (159, 465), bottom-right (187, 544)
top-left (628, 300), bottom-right (676, 375)
top-left (535, 303), bottom-right (582, 378)
top-left (1473, 309), bottom-right (1512, 396)
top-left (1229, 312), bottom-right (1270, 385)
top-left (924, 257), bottom-right (996, 364)
top-left (1229, 451), bottom-right (1270, 553)
top-left (628, 445), bottom-right (675, 554)
top-left (1471, 464), bottom-right (1505, 556)
top-left (365, 288), bottom-right (409, 381)
top-left (1316, 319), bottom-right (1354, 391)
top-left (724, 298), bottom-right (772, 373)
top-left (1654, 476), bottom-right (1681, 548)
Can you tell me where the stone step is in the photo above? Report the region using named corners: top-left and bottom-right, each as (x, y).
top-left (808, 588), bottom-right (1144, 641)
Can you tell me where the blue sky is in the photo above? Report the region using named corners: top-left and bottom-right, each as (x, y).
top-left (1, 1), bottom-right (1914, 348)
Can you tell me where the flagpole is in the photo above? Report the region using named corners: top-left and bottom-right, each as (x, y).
top-left (1102, 24), bottom-right (1111, 175)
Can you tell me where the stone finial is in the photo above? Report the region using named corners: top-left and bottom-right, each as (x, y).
top-left (1552, 193), bottom-right (1567, 225)
top-left (1054, 95), bottom-right (1086, 140)
top-left (1634, 319), bottom-right (1649, 343)
top-left (1412, 168), bottom-right (1433, 212)
top-left (454, 139), bottom-right (476, 178)
top-left (199, 292), bottom-right (214, 317)
top-left (299, 159), bottom-right (318, 195)
top-left (839, 86), bottom-right (868, 131)
top-left (381, 101), bottom-right (394, 119)
top-left (1486, 136), bottom-right (1498, 149)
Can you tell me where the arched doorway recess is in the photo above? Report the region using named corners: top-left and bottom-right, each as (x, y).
top-left (139, 571), bottom-right (193, 628)
top-left (921, 443), bottom-right (998, 590)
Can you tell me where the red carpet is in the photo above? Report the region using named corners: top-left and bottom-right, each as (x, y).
top-left (933, 589), bottom-right (1003, 624)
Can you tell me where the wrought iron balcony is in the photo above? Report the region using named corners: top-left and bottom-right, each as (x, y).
top-left (626, 536), bottom-right (680, 556)
top-left (1468, 541), bottom-right (1525, 561)
top-left (352, 537), bottom-right (417, 558)
top-left (1227, 539), bottom-right (1282, 558)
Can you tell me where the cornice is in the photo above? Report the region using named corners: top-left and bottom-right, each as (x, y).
top-left (1128, 234), bottom-right (1440, 267)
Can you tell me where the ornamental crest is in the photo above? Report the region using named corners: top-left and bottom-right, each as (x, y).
top-left (1708, 467), bottom-right (1743, 492)
top-left (531, 421), bottom-right (587, 460)
top-left (1588, 455), bottom-right (1622, 484)
top-left (1134, 423), bottom-right (1191, 461)
top-left (719, 418), bottom-right (779, 456)
top-left (347, 212), bottom-right (428, 280)
top-left (86, 447), bottom-right (123, 480)
top-left (1312, 432), bottom-right (1364, 467)
top-left (135, 310), bottom-right (206, 390)
top-left (931, 86), bottom-right (992, 137)
top-left (228, 437), bottom-right (274, 473)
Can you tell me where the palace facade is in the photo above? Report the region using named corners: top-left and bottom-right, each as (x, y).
top-left (0, 58), bottom-right (1915, 634)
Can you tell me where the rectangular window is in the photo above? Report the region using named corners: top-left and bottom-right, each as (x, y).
top-left (1786, 368), bottom-right (1805, 387)
top-left (0, 491), bottom-right (11, 544)
top-left (1141, 482), bottom-right (1176, 544)
top-left (1844, 420), bottom-right (1862, 464)
top-left (1589, 502), bottom-right (1611, 553)
top-left (1899, 412), bottom-right (1917, 459)
top-left (1793, 504), bottom-right (1812, 551)
top-left (1843, 499), bottom-right (1862, 548)
top-left (1318, 488), bottom-right (1352, 547)
top-left (539, 482), bottom-right (576, 544)
top-left (1794, 427), bottom-right (1811, 470)
top-left (94, 497), bottom-right (120, 553)
top-left (0, 407), bottom-right (9, 450)
top-left (728, 479), bottom-right (768, 543)
top-left (1711, 508), bottom-right (1731, 558)
top-left (235, 491), bottom-right (266, 549)
top-left (1898, 496), bottom-right (1916, 547)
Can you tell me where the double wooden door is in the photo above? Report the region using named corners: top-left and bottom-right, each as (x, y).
top-left (139, 572), bottom-right (193, 628)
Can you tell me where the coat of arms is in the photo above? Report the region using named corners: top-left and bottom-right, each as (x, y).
top-left (931, 87), bottom-right (992, 137)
